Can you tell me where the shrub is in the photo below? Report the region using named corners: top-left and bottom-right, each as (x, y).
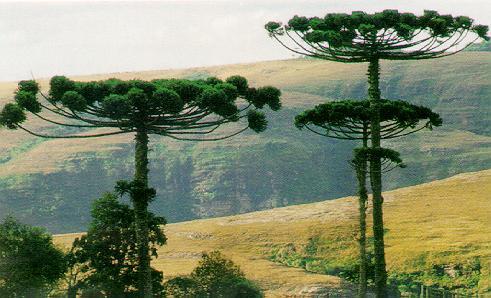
top-left (0, 216), bottom-right (67, 297)
top-left (164, 251), bottom-right (263, 298)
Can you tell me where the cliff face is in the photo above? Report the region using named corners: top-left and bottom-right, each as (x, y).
top-left (1, 52), bottom-right (490, 233)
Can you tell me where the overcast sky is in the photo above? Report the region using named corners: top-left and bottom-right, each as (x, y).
top-left (0, 0), bottom-right (489, 81)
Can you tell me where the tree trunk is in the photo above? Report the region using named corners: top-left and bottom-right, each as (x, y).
top-left (356, 130), bottom-right (369, 298)
top-left (368, 58), bottom-right (388, 297)
top-left (134, 128), bottom-right (153, 298)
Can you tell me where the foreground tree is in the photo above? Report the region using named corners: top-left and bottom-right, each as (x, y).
top-left (0, 76), bottom-right (281, 297)
top-left (0, 216), bottom-right (67, 297)
top-left (68, 189), bottom-right (166, 297)
top-left (295, 99), bottom-right (441, 296)
top-left (267, 10), bottom-right (488, 297)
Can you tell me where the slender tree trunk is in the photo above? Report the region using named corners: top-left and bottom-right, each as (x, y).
top-left (134, 127), bottom-right (153, 298)
top-left (367, 58), bottom-right (388, 297)
top-left (356, 131), bottom-right (369, 298)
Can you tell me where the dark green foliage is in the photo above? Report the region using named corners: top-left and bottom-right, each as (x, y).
top-left (247, 110), bottom-right (267, 132)
top-left (18, 80), bottom-right (40, 94)
top-left (353, 147), bottom-right (406, 172)
top-left (197, 87), bottom-right (238, 118)
top-left (1, 76), bottom-right (281, 137)
top-left (0, 103), bottom-right (26, 129)
top-left (0, 217), bottom-right (67, 297)
top-left (62, 91), bottom-right (87, 111)
top-left (295, 99), bottom-right (442, 140)
top-left (50, 75), bottom-right (77, 102)
top-left (226, 75), bottom-right (249, 96)
top-left (15, 90), bottom-right (41, 113)
top-left (164, 251), bottom-right (263, 298)
top-left (68, 191), bottom-right (166, 297)
top-left (152, 88), bottom-right (183, 114)
top-left (293, 97), bottom-right (436, 297)
top-left (163, 277), bottom-right (198, 297)
top-left (246, 86), bottom-right (282, 110)
top-left (101, 94), bottom-right (132, 119)
top-left (266, 10), bottom-right (489, 62)
top-left (115, 179), bottom-right (157, 205)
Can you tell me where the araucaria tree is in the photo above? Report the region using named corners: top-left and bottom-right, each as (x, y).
top-left (266, 10), bottom-right (488, 297)
top-left (0, 76), bottom-right (281, 297)
top-left (295, 99), bottom-right (441, 296)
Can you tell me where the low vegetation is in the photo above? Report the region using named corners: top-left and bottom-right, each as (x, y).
top-left (0, 217), bottom-right (66, 297)
top-left (164, 251), bottom-right (262, 297)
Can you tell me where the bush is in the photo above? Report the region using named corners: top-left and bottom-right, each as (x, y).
top-left (164, 251), bottom-right (263, 298)
top-left (163, 277), bottom-right (198, 297)
top-left (0, 216), bottom-right (67, 297)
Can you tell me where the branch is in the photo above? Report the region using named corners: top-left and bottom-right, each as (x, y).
top-left (163, 126), bottom-right (250, 141)
top-left (17, 125), bottom-right (133, 139)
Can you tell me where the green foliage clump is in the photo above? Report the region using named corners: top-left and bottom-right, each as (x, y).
top-left (0, 103), bottom-right (26, 129)
top-left (294, 99), bottom-right (442, 140)
top-left (266, 10), bottom-right (489, 62)
top-left (164, 251), bottom-right (263, 298)
top-left (67, 191), bottom-right (166, 297)
top-left (0, 75), bottom-right (281, 136)
top-left (0, 216), bottom-right (67, 297)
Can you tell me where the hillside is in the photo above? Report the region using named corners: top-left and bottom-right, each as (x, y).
top-left (54, 169), bottom-right (491, 297)
top-left (0, 52), bottom-right (490, 232)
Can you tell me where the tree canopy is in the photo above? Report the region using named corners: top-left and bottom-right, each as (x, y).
top-left (266, 9), bottom-right (489, 62)
top-left (294, 99), bottom-right (442, 140)
top-left (0, 217), bottom-right (67, 297)
top-left (0, 76), bottom-right (281, 140)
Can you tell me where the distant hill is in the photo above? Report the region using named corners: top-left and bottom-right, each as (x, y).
top-left (0, 52), bottom-right (490, 232)
top-left (54, 169), bottom-right (491, 296)
top-left (465, 41), bottom-right (491, 52)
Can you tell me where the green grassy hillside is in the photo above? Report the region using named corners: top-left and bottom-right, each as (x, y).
top-left (54, 169), bottom-right (491, 296)
top-left (0, 52), bottom-right (490, 232)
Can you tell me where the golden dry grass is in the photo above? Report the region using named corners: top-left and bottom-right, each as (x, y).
top-left (54, 169), bottom-right (491, 296)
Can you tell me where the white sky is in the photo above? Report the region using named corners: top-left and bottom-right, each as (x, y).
top-left (0, 0), bottom-right (489, 81)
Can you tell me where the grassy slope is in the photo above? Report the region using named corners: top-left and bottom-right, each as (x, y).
top-left (54, 169), bottom-right (491, 297)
